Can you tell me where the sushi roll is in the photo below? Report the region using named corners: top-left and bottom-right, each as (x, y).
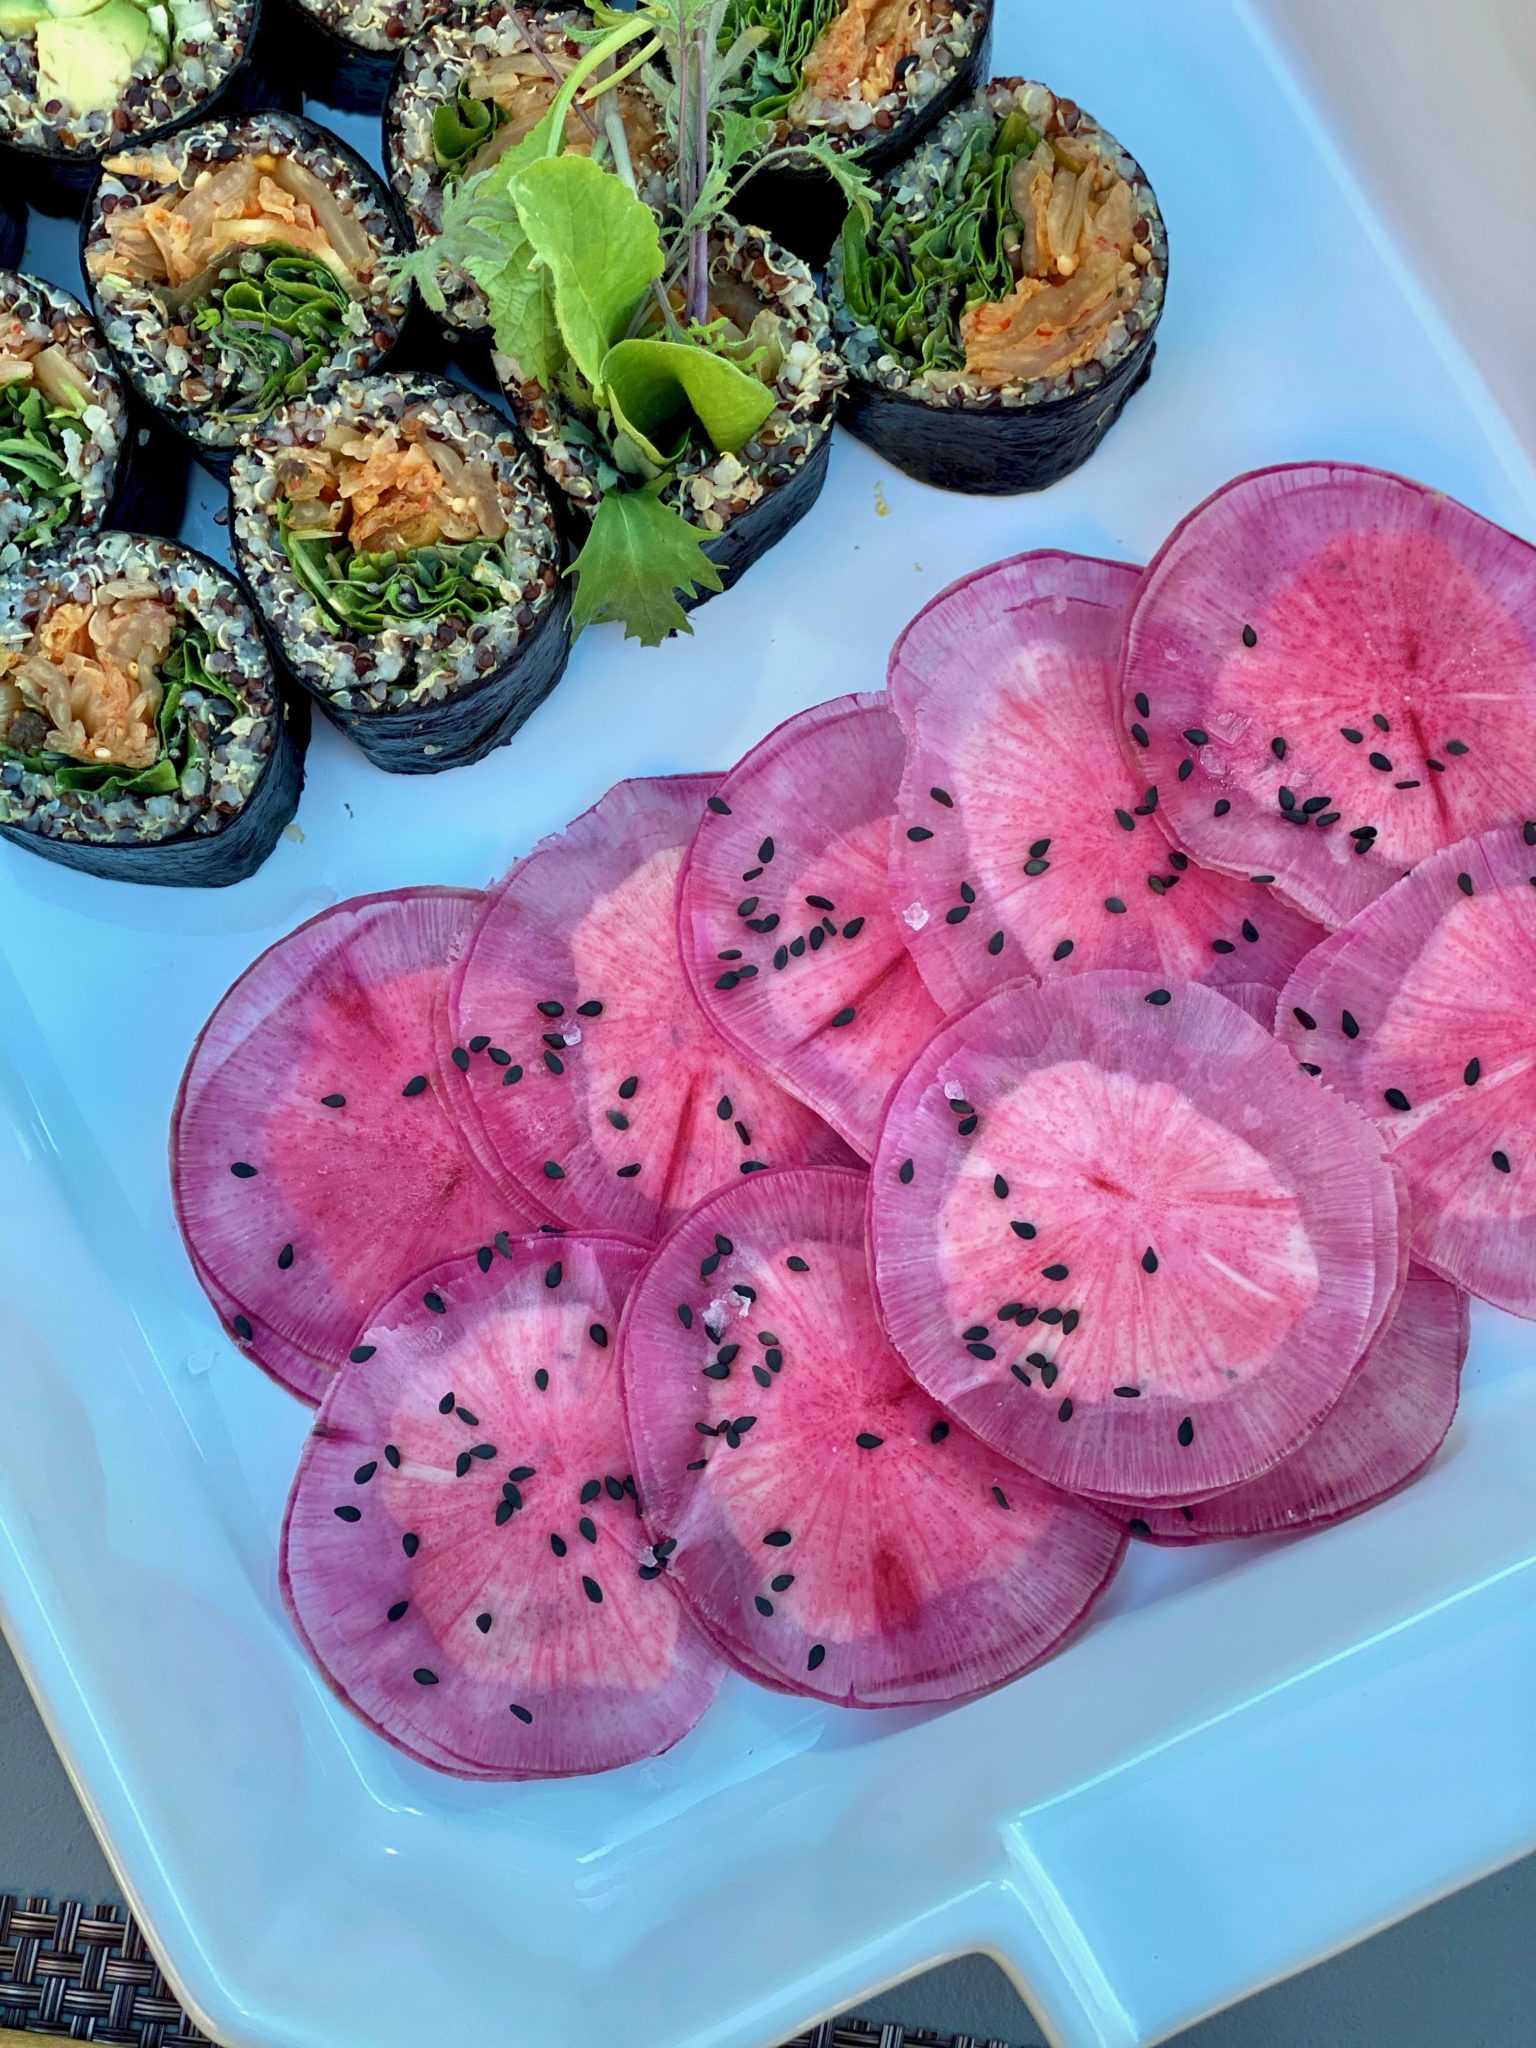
top-left (0, 528), bottom-right (307, 885)
top-left (498, 222), bottom-right (844, 602)
top-left (385, 2), bottom-right (673, 342)
top-left (0, 269), bottom-right (187, 562)
top-left (728, 0), bottom-right (992, 264)
top-left (229, 371), bottom-right (570, 776)
top-left (0, 0), bottom-right (273, 217)
top-left (827, 78), bottom-right (1167, 494)
top-left (81, 110), bottom-right (411, 477)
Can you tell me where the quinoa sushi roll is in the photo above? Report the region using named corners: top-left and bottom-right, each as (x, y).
top-left (0, 0), bottom-right (272, 217)
top-left (0, 528), bottom-right (306, 884)
top-left (498, 221), bottom-right (843, 604)
top-left (82, 110), bottom-right (410, 477)
top-left (230, 371), bottom-right (570, 775)
top-left (828, 78), bottom-right (1167, 494)
top-left (385, 2), bottom-right (673, 342)
top-left (728, 0), bottom-right (992, 263)
top-left (0, 269), bottom-right (187, 562)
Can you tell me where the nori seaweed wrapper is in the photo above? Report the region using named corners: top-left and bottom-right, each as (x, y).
top-left (0, 183), bottom-right (22, 268)
top-left (230, 371), bottom-right (572, 776)
top-left (828, 78), bottom-right (1167, 495)
top-left (78, 110), bottom-right (412, 479)
top-left (498, 221), bottom-right (843, 619)
top-left (0, 531), bottom-right (307, 888)
top-left (270, 0), bottom-right (400, 114)
top-left (839, 339), bottom-right (1158, 496)
top-left (730, 0), bottom-right (992, 266)
top-left (0, 0), bottom-right (291, 219)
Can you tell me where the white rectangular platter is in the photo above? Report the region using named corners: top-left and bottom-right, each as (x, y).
top-left (2, 4), bottom-right (1534, 2047)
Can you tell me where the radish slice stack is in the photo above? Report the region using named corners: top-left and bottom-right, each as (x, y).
top-left (170, 456), bottom-right (1535, 1780)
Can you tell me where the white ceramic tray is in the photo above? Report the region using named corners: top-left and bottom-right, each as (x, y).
top-left (2, 5), bottom-right (1534, 2047)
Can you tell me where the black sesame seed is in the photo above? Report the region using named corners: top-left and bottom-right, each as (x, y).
top-left (402, 1533), bottom-right (419, 1557)
top-left (1214, 799), bottom-right (1232, 818)
top-left (929, 787), bottom-right (953, 807)
top-left (1292, 1006), bottom-right (1317, 1030)
top-left (899, 1158), bottom-right (914, 1184)
top-left (1242, 624), bottom-right (1258, 647)
top-left (1457, 872), bottom-right (1475, 897)
top-left (1057, 1398), bottom-right (1073, 1422)
top-left (1113, 1386), bottom-right (1140, 1399)
top-left (387, 1600), bottom-right (408, 1621)
top-left (907, 826), bottom-right (933, 842)
top-left (1104, 897), bottom-right (1127, 915)
top-left (1465, 1058), bottom-right (1481, 1085)
top-left (1042, 1264), bottom-right (1069, 1282)
top-left (764, 1529), bottom-right (791, 1546)
top-left (1178, 760), bottom-right (1194, 782)
top-left (1010, 1220), bottom-right (1036, 1240)
top-left (423, 1291), bottom-right (445, 1315)
top-left (402, 1076), bottom-right (428, 1098)
top-left (333, 1504), bottom-right (361, 1522)
top-left (1492, 1151), bottom-right (1512, 1174)
top-left (1271, 737), bottom-right (1287, 760)
top-left (320, 1093), bottom-right (346, 1108)
top-left (930, 1421), bottom-right (950, 1443)
top-left (545, 1261), bottom-right (562, 1287)
top-left (787, 1255), bottom-right (809, 1272)
top-left (856, 1432), bottom-right (884, 1448)
top-left (843, 917), bottom-right (866, 939)
top-left (807, 1644), bottom-right (826, 1671)
top-left (1141, 1246), bottom-right (1159, 1274)
top-left (831, 1006), bottom-right (857, 1026)
top-left (543, 1161), bottom-right (566, 1181)
top-left (1145, 989), bottom-right (1171, 1007)
top-left (1384, 1088), bottom-right (1411, 1112)
top-left (582, 1576), bottom-right (603, 1604)
top-left (1053, 939), bottom-right (1074, 962)
top-left (477, 1246), bottom-right (493, 1273)
top-left (230, 1161), bottom-right (257, 1178)
top-left (535, 1369), bottom-right (549, 1390)
top-left (414, 1668), bottom-right (438, 1686)
top-left (1342, 1011), bottom-right (1360, 1039)
top-left (451, 1046), bottom-right (470, 1073)
top-left (618, 1075), bottom-right (639, 1099)
top-left (232, 1315), bottom-right (253, 1342)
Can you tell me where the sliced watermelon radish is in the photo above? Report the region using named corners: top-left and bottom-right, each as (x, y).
top-left (444, 776), bottom-right (855, 1240)
top-left (1120, 463), bottom-right (1536, 929)
top-left (1125, 1267), bottom-right (1467, 1543)
top-left (173, 890), bottom-right (530, 1406)
top-left (676, 695), bottom-right (946, 1157)
top-left (887, 552), bottom-right (1319, 1012)
top-left (618, 1165), bottom-right (1126, 1706)
top-left (887, 549), bottom-right (1119, 731)
top-left (1277, 822), bottom-right (1536, 1319)
top-left (281, 1232), bottom-right (723, 1778)
top-left (868, 972), bottom-right (1403, 1504)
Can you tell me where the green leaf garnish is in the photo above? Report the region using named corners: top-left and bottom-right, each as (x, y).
top-left (600, 335), bottom-right (774, 456)
top-left (187, 244), bottom-right (358, 423)
top-left (432, 84), bottom-right (509, 179)
top-left (0, 379), bottom-right (85, 545)
top-left (277, 500), bottom-right (514, 638)
top-left (568, 482), bottom-right (724, 646)
top-left (511, 154), bottom-right (664, 387)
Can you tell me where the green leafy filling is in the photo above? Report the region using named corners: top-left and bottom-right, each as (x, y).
top-left (0, 373), bottom-right (88, 547)
top-left (189, 244), bottom-right (357, 424)
top-left (0, 618), bottom-right (240, 799)
top-left (840, 109), bottom-right (1040, 371)
top-left (433, 84), bottom-right (509, 183)
top-left (278, 502), bottom-right (516, 639)
top-left (724, 0), bottom-right (841, 121)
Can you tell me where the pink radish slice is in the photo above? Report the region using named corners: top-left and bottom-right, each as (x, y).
top-left (1277, 823), bottom-right (1536, 1318)
top-left (618, 1165), bottom-right (1126, 1707)
top-left (281, 1232), bottom-right (723, 1778)
top-left (172, 890), bottom-right (530, 1405)
top-left (445, 775), bottom-right (855, 1240)
top-left (887, 549), bottom-right (1123, 731)
top-left (888, 551), bottom-right (1319, 1013)
top-left (869, 972), bottom-right (1403, 1504)
top-left (676, 694), bottom-right (946, 1157)
top-left (1120, 463), bottom-right (1536, 929)
top-left (1125, 1267), bottom-right (1467, 1543)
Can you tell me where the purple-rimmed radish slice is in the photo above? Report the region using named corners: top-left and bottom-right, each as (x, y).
top-left (445, 776), bottom-right (855, 1240)
top-left (1277, 823), bottom-right (1536, 1318)
top-left (887, 549), bottom-right (1119, 731)
top-left (172, 889), bottom-right (528, 1406)
top-left (888, 552), bottom-right (1318, 1013)
top-left (1121, 463), bottom-right (1536, 929)
top-left (618, 1165), bottom-right (1125, 1707)
top-left (1125, 1267), bottom-right (1467, 1543)
top-left (281, 1233), bottom-right (723, 1779)
top-left (869, 972), bottom-right (1403, 1503)
top-left (677, 695), bottom-right (945, 1157)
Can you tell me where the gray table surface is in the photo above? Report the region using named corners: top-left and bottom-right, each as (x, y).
top-left (2, 1635), bottom-right (1530, 2047)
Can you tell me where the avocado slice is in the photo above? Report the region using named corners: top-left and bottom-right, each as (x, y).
top-left (0, 0), bottom-right (49, 34)
top-left (41, 0), bottom-right (112, 20)
top-left (36, 0), bottom-right (151, 113)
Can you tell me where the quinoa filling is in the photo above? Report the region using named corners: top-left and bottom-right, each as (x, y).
top-left (0, 581), bottom-right (234, 795)
top-left (273, 417), bottom-right (520, 636)
top-left (87, 148), bottom-right (377, 425)
top-left (837, 87), bottom-right (1161, 392)
top-left (0, 321), bottom-right (98, 548)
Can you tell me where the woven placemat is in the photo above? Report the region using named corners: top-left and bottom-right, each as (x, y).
top-left (0, 1894), bottom-right (1017, 2048)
